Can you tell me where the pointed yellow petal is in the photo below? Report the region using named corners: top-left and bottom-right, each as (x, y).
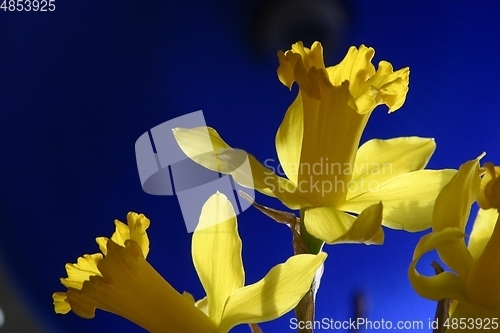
top-left (436, 239), bottom-right (474, 282)
top-left (433, 159), bottom-right (480, 232)
top-left (303, 206), bottom-right (353, 244)
top-left (347, 137), bottom-right (436, 200)
top-left (465, 212), bottom-right (500, 308)
top-left (172, 126), bottom-right (255, 187)
top-left (338, 202), bottom-right (384, 245)
top-left (468, 208), bottom-right (500, 260)
top-left (66, 240), bottom-right (217, 333)
top-left (218, 253), bottom-right (327, 332)
top-left (192, 192), bottom-right (244, 325)
top-left (303, 204), bottom-right (384, 245)
top-left (408, 228), bottom-right (468, 302)
top-left (275, 93), bottom-right (303, 185)
top-left (431, 159), bottom-right (480, 278)
top-left (173, 126), bottom-right (310, 209)
top-left (342, 169), bottom-right (456, 231)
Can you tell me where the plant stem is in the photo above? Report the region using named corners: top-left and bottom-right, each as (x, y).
top-left (431, 261), bottom-right (451, 333)
top-left (294, 283), bottom-right (315, 333)
top-left (237, 192), bottom-right (323, 333)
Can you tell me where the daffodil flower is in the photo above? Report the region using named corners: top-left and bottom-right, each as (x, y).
top-left (408, 159), bottom-right (500, 328)
top-left (53, 193), bottom-right (326, 332)
top-left (173, 42), bottom-right (456, 245)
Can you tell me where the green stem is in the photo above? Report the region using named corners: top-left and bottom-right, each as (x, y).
top-left (291, 209), bottom-right (324, 333)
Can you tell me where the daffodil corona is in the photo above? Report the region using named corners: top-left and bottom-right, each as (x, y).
top-left (53, 212), bottom-right (218, 332)
top-left (174, 42), bottom-right (456, 245)
top-left (53, 193), bottom-right (326, 332)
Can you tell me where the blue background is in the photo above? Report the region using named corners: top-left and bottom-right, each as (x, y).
top-left (1, 1), bottom-right (499, 332)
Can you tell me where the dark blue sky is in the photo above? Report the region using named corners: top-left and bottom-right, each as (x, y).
top-left (1, 1), bottom-right (499, 332)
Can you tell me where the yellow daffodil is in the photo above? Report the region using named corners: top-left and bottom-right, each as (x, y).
top-left (53, 193), bottom-right (326, 332)
top-left (409, 159), bottom-right (500, 330)
top-left (173, 41), bottom-right (456, 245)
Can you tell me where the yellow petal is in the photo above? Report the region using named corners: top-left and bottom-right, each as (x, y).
top-left (192, 192), bottom-right (244, 325)
top-left (431, 159), bottom-right (480, 278)
top-left (347, 137), bottom-right (436, 200)
top-left (66, 240), bottom-right (217, 333)
top-left (448, 301), bottom-right (500, 332)
top-left (60, 253), bottom-right (103, 290)
top-left (433, 159), bottom-right (480, 232)
top-left (408, 228), bottom-right (468, 302)
top-left (339, 202), bottom-right (384, 245)
top-left (218, 253), bottom-right (327, 332)
top-left (173, 126), bottom-right (310, 209)
top-left (342, 169), bottom-right (457, 231)
top-left (468, 208), bottom-right (500, 260)
top-left (465, 212), bottom-right (500, 308)
top-left (275, 93), bottom-right (303, 185)
top-left (303, 203), bottom-right (384, 245)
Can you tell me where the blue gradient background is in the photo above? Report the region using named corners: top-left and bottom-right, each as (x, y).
top-left (1, 1), bottom-right (499, 332)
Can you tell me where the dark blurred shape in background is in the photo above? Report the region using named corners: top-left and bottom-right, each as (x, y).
top-left (0, 253), bottom-right (47, 332)
top-left (251, 0), bottom-right (352, 60)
